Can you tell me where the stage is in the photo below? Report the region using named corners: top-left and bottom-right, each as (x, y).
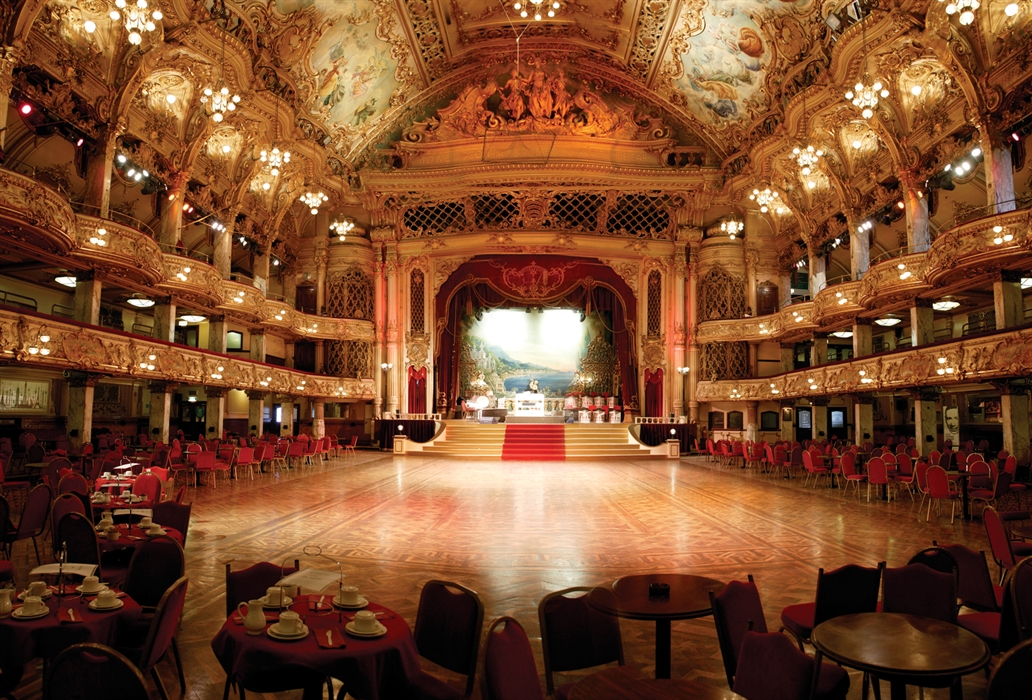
top-left (504, 415), bottom-right (566, 424)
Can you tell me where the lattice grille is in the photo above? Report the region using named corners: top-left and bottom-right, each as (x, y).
top-left (607, 194), bottom-right (670, 237)
top-left (410, 269), bottom-right (425, 333)
top-left (326, 340), bottom-right (372, 379)
top-left (472, 194), bottom-right (520, 229)
top-left (699, 265), bottom-right (746, 321)
top-left (701, 342), bottom-right (749, 381)
top-left (402, 200), bottom-right (469, 235)
top-left (326, 267), bottom-right (374, 321)
top-left (646, 270), bottom-right (662, 336)
top-left (548, 193), bottom-right (603, 231)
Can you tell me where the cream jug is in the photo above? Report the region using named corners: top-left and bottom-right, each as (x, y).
top-left (237, 599), bottom-right (266, 636)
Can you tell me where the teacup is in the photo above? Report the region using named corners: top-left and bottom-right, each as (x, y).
top-left (80, 576), bottom-right (102, 594)
top-left (106, 527), bottom-right (120, 541)
top-left (138, 516), bottom-right (152, 528)
top-left (27, 581), bottom-right (48, 598)
top-left (279, 610), bottom-right (301, 634)
top-left (96, 589), bottom-right (119, 608)
top-left (265, 587), bottom-right (287, 605)
top-left (120, 488), bottom-right (131, 497)
top-left (21, 595), bottom-right (44, 616)
top-left (282, 585), bottom-right (300, 599)
top-left (353, 610), bottom-right (378, 633)
top-left (102, 472), bottom-right (112, 479)
top-left (338, 585), bottom-right (360, 606)
top-left (147, 524), bottom-right (163, 535)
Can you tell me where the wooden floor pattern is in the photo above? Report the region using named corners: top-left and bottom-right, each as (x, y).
top-left (5, 453), bottom-right (1002, 699)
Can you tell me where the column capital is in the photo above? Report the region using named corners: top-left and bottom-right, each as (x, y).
top-left (208, 314), bottom-right (226, 323)
top-left (812, 332), bottom-right (828, 340)
top-left (810, 397), bottom-right (830, 407)
top-left (245, 389), bottom-right (266, 400)
top-left (1001, 270), bottom-right (1024, 283)
top-left (206, 387), bottom-right (228, 398)
top-left (989, 380), bottom-right (1029, 395)
top-left (63, 370), bottom-right (105, 388)
top-left (912, 298), bottom-right (933, 309)
top-left (852, 317), bottom-right (871, 327)
top-left (148, 380), bottom-right (179, 394)
top-left (908, 387), bottom-right (941, 402)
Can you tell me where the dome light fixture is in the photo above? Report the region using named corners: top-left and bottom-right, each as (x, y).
top-left (932, 299), bottom-right (960, 311)
top-left (55, 275), bottom-right (77, 288)
top-left (126, 295), bottom-right (155, 308)
top-left (874, 316), bottom-right (901, 326)
top-left (830, 330), bottom-right (853, 338)
top-left (180, 314), bottom-right (206, 323)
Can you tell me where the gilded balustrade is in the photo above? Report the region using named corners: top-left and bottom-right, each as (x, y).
top-left (0, 307), bottom-right (376, 400)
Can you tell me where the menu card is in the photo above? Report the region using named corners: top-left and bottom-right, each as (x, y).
top-left (30, 563), bottom-right (98, 577)
top-left (277, 568), bottom-right (343, 593)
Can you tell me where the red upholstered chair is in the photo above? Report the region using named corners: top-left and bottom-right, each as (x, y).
top-left (481, 617), bottom-right (545, 700)
top-left (937, 542), bottom-right (1003, 612)
top-left (771, 447), bottom-right (788, 480)
top-left (234, 447), bottom-right (257, 480)
top-left (712, 576), bottom-right (849, 700)
top-left (0, 453), bottom-right (30, 495)
top-left (539, 587), bottom-right (623, 699)
top-left (287, 441), bottom-right (306, 470)
top-left (840, 452), bottom-right (866, 497)
top-left (345, 435), bottom-right (358, 458)
top-left (224, 560), bottom-right (299, 618)
top-left (894, 454), bottom-right (915, 500)
top-left (866, 457), bottom-right (894, 503)
top-left (4, 484), bottom-right (50, 564)
top-left (989, 638), bottom-right (1032, 700)
top-left (114, 576), bottom-right (188, 699)
top-left (1010, 556), bottom-right (1032, 642)
top-left (43, 644), bottom-right (150, 700)
top-left (58, 472), bottom-right (89, 496)
top-left (1002, 455), bottom-right (1027, 508)
top-left (132, 473), bottom-right (162, 505)
top-left (985, 507), bottom-right (1032, 583)
top-left (787, 445), bottom-right (803, 479)
top-left (51, 493), bottom-right (86, 555)
top-left (926, 466), bottom-right (959, 523)
top-left (882, 563), bottom-right (957, 623)
top-left (780, 562), bottom-right (884, 649)
top-left (732, 631), bottom-right (819, 700)
top-left (152, 501), bottom-right (191, 542)
top-left (192, 451), bottom-right (216, 488)
top-left (410, 580), bottom-right (485, 700)
top-left (971, 471), bottom-right (1013, 519)
top-left (802, 450), bottom-right (831, 489)
top-left (58, 511), bottom-right (127, 586)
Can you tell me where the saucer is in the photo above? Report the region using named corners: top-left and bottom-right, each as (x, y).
top-left (267, 623), bottom-right (309, 640)
top-left (345, 621), bottom-right (387, 638)
top-left (12, 607), bottom-right (49, 620)
top-left (145, 529), bottom-right (167, 537)
top-left (332, 595), bottom-right (368, 609)
top-left (258, 595), bottom-right (293, 609)
top-left (89, 598), bottom-right (124, 611)
top-left (76, 584), bottom-right (107, 594)
top-left (18, 589), bottom-right (52, 600)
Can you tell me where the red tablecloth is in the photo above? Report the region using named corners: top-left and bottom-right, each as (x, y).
top-left (90, 495), bottom-right (151, 512)
top-left (211, 600), bottom-right (423, 700)
top-left (94, 476), bottom-right (136, 491)
top-left (96, 524), bottom-right (183, 552)
top-left (0, 590), bottom-right (142, 666)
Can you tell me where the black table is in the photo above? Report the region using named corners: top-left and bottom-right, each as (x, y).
top-left (639, 424), bottom-right (695, 453)
top-left (377, 420), bottom-right (437, 450)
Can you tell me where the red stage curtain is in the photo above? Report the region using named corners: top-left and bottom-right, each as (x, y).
top-left (644, 368), bottom-right (664, 418)
top-left (407, 366), bottom-right (427, 414)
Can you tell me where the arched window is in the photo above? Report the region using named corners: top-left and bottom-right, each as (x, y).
top-left (326, 267), bottom-right (373, 321)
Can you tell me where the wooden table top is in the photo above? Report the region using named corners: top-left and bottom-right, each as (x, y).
top-left (811, 613), bottom-right (989, 679)
top-left (589, 573), bottom-right (726, 622)
top-left (568, 667), bottom-right (744, 700)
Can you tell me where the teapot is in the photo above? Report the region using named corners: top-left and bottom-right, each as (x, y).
top-left (237, 599), bottom-right (266, 636)
top-left (0, 588), bottom-right (13, 618)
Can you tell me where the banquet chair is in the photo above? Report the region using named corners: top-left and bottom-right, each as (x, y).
top-left (894, 454), bottom-right (915, 500)
top-left (840, 451), bottom-right (866, 496)
top-left (1002, 455), bottom-right (1027, 508)
top-left (224, 560), bottom-right (300, 617)
top-left (780, 562), bottom-right (884, 649)
top-left (934, 542), bottom-right (1001, 613)
top-left (26, 443), bottom-right (45, 464)
top-left (1009, 555), bottom-right (1032, 641)
top-left (287, 441), bottom-right (306, 470)
top-left (153, 501), bottom-right (191, 542)
top-left (802, 450), bottom-right (831, 489)
top-left (4, 484), bottom-right (50, 564)
top-left (409, 579), bottom-right (484, 699)
top-left (261, 443), bottom-right (284, 474)
top-left (481, 617), bottom-right (545, 700)
top-left (114, 576), bottom-right (188, 700)
top-left (985, 507), bottom-right (1032, 583)
top-left (971, 471), bottom-right (1013, 519)
top-left (711, 575), bottom-right (849, 700)
top-left (0, 453), bottom-right (30, 496)
top-left (43, 457), bottom-right (71, 489)
top-left (301, 439), bottom-right (318, 469)
top-left (539, 587), bottom-right (623, 699)
top-left (250, 444), bottom-right (267, 477)
top-left (866, 457), bottom-right (894, 503)
top-left (345, 435), bottom-right (358, 458)
top-left (988, 638), bottom-right (1032, 700)
top-left (882, 563), bottom-right (957, 623)
top-left (732, 631), bottom-right (819, 700)
top-left (926, 466), bottom-right (959, 523)
top-left (58, 472), bottom-right (89, 496)
top-left (51, 493), bottom-right (85, 555)
top-left (213, 448), bottom-right (235, 485)
top-left (193, 451), bottom-right (216, 488)
top-left (43, 643), bottom-right (150, 700)
top-left (58, 511), bottom-right (128, 586)
top-left (327, 435), bottom-right (341, 459)
top-left (234, 447), bottom-right (257, 480)
top-left (787, 445), bottom-right (803, 479)
top-left (133, 473), bottom-right (162, 505)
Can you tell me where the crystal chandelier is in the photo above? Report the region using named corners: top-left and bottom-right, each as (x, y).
top-left (750, 187), bottom-right (785, 214)
top-left (720, 219), bottom-right (743, 240)
top-left (258, 147), bottom-right (290, 190)
top-left (793, 144), bottom-right (824, 188)
top-left (941, 0), bottom-right (979, 24)
top-left (111, 0), bottom-right (161, 45)
top-left (300, 191), bottom-right (328, 215)
top-left (201, 86), bottom-right (240, 123)
top-left (846, 79), bottom-right (888, 119)
top-left (514, 0), bottom-right (560, 20)
top-left (330, 218), bottom-right (355, 241)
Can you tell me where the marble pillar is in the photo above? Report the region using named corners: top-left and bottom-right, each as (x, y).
top-left (745, 400), bottom-right (758, 443)
top-left (213, 225), bottom-right (234, 279)
top-left (148, 381), bottom-right (175, 444)
top-left (208, 315), bottom-right (227, 354)
top-left (780, 401), bottom-right (795, 442)
top-left (911, 302), bottom-right (935, 346)
top-left (158, 175), bottom-right (187, 248)
top-left (852, 319), bottom-right (873, 358)
top-left (810, 335), bottom-right (827, 367)
top-left (808, 250), bottom-right (826, 294)
top-left (812, 399), bottom-right (829, 441)
top-left (385, 248), bottom-right (400, 414)
top-left (284, 342), bottom-right (295, 369)
top-left (246, 390), bottom-right (265, 438)
top-left (315, 340), bottom-right (325, 375)
top-left (904, 173), bottom-right (931, 253)
top-left (983, 128), bottom-right (1016, 214)
top-left (0, 47), bottom-right (21, 152)
top-left (780, 343), bottom-right (795, 372)
top-left (73, 271), bottom-right (102, 326)
top-left (250, 330), bottom-right (266, 363)
top-left (205, 387), bottom-right (226, 439)
top-left (849, 215), bottom-right (870, 280)
top-left (748, 342), bottom-right (759, 378)
top-left (280, 397), bottom-right (295, 436)
top-left (1002, 388), bottom-right (1031, 464)
top-left (152, 301), bottom-right (177, 343)
top-left (84, 128), bottom-right (117, 219)
top-left (66, 372), bottom-right (98, 452)
top-left (913, 392), bottom-right (939, 458)
top-left (994, 271), bottom-right (1023, 329)
top-left (313, 399), bottom-right (326, 440)
top-left (855, 395), bottom-right (874, 447)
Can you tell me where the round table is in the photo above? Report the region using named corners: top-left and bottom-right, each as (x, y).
top-left (588, 574), bottom-right (726, 679)
top-left (568, 667), bottom-right (744, 700)
top-left (212, 598), bottom-right (423, 700)
top-left (96, 524), bottom-right (183, 552)
top-left (811, 613), bottom-right (990, 700)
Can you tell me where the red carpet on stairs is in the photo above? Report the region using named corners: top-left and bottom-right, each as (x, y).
top-left (501, 424), bottom-right (566, 461)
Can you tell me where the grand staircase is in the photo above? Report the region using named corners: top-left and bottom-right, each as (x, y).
top-left (417, 422), bottom-right (658, 460)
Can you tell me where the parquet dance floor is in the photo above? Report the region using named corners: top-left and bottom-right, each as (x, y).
top-left (7, 453), bottom-right (1000, 698)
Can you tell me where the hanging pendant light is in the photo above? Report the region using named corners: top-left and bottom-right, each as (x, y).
top-left (845, 17), bottom-right (889, 121)
top-left (300, 191), bottom-right (328, 215)
top-left (111, 0), bottom-right (162, 45)
top-left (201, 20), bottom-right (241, 122)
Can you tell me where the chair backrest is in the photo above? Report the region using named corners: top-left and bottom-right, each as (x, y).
top-left (538, 587), bottom-right (623, 696)
top-left (414, 579), bottom-right (484, 697)
top-left (173, 485), bottom-right (187, 504)
top-left (907, 546), bottom-right (959, 579)
top-left (985, 507), bottom-right (1017, 572)
top-left (1004, 455), bottom-right (1018, 476)
top-left (481, 617), bottom-right (545, 700)
top-left (132, 473), bottom-right (161, 503)
top-left (0, 496), bottom-right (9, 549)
top-left (867, 457), bottom-right (887, 485)
top-left (882, 563), bottom-right (957, 622)
top-left (194, 451), bottom-right (216, 470)
top-left (44, 643), bottom-right (150, 700)
top-left (152, 501), bottom-right (191, 541)
top-left (1010, 556), bottom-right (1032, 641)
top-left (802, 451), bottom-right (814, 473)
top-left (732, 631), bottom-right (813, 700)
top-left (871, 447), bottom-right (883, 458)
top-left (896, 443), bottom-right (907, 454)
top-left (710, 575), bottom-right (767, 688)
top-left (16, 484), bottom-right (51, 539)
top-left (939, 543), bottom-right (999, 612)
top-left (896, 453), bottom-right (913, 475)
top-left (224, 560), bottom-right (299, 617)
top-left (915, 462), bottom-right (930, 493)
top-left (881, 452), bottom-right (897, 466)
top-left (58, 473), bottom-right (89, 495)
top-left (136, 576), bottom-right (188, 674)
top-left (288, 442), bottom-right (305, 457)
top-left (841, 451), bottom-right (856, 476)
top-left (252, 444), bottom-right (266, 462)
top-left (926, 466), bottom-right (953, 498)
top-left (57, 511), bottom-right (100, 567)
top-left (27, 443), bottom-right (45, 462)
top-left (988, 638), bottom-right (1032, 700)
top-left (51, 494), bottom-right (86, 552)
top-left (969, 461), bottom-right (992, 489)
top-left (789, 445), bottom-right (803, 466)
top-left (813, 562), bottom-right (884, 627)
top-left (146, 467), bottom-right (168, 481)
top-left (124, 536), bottom-right (185, 609)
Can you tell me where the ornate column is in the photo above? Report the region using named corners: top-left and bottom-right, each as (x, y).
top-left (748, 342), bottom-right (759, 378)
top-left (812, 397), bottom-right (829, 441)
top-left (282, 263), bottom-right (297, 308)
top-left (284, 341), bottom-right (295, 369)
top-left (807, 246), bottom-right (826, 294)
top-left (994, 270), bottom-right (1023, 329)
top-left (84, 125), bottom-right (119, 219)
top-left (66, 371), bottom-right (100, 452)
top-left (902, 170), bottom-right (930, 253)
top-left (744, 239), bottom-right (759, 317)
top-left (999, 383), bottom-right (1031, 463)
top-left (810, 334), bottom-right (827, 367)
top-left (910, 299), bottom-right (935, 346)
top-left (252, 244), bottom-right (271, 296)
top-left (279, 395), bottom-right (295, 437)
top-left (780, 400), bottom-right (795, 442)
top-left (854, 394), bottom-right (874, 447)
top-left (314, 340), bottom-right (325, 375)
top-left (852, 318), bottom-right (873, 358)
top-left (371, 239), bottom-right (386, 416)
top-left (685, 228), bottom-right (703, 422)
top-left (912, 389), bottom-right (939, 458)
top-left (745, 400), bottom-right (758, 443)
top-left (213, 225), bottom-right (233, 279)
top-left (250, 330), bottom-right (266, 362)
top-left (0, 47), bottom-right (21, 152)
top-left (314, 211), bottom-right (329, 315)
top-left (158, 172), bottom-right (188, 248)
top-left (981, 122), bottom-right (1016, 214)
top-left (385, 244), bottom-right (400, 414)
top-left (246, 389), bottom-right (265, 438)
top-left (671, 236), bottom-right (687, 415)
top-left (208, 314), bottom-right (227, 353)
top-left (848, 210), bottom-right (870, 280)
top-left (73, 270), bottom-right (102, 326)
top-left (780, 343), bottom-right (795, 372)
top-left (313, 399), bottom-right (325, 440)
top-left (152, 299), bottom-right (177, 343)
top-left (148, 381), bottom-right (176, 444)
top-left (205, 387), bottom-right (226, 439)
